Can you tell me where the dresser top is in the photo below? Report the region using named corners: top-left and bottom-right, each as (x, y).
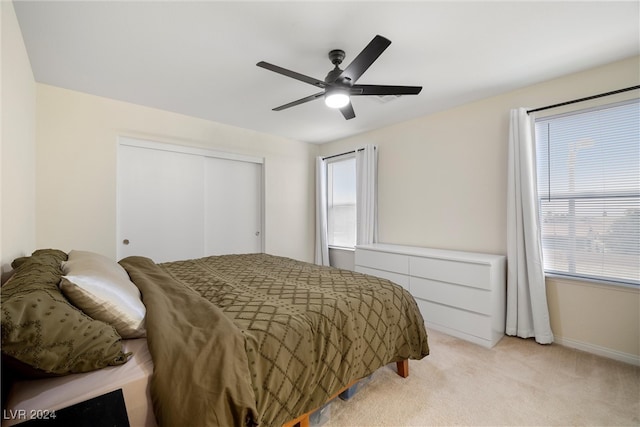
top-left (356, 243), bottom-right (506, 265)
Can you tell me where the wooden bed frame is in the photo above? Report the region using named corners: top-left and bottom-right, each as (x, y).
top-left (282, 360), bottom-right (409, 427)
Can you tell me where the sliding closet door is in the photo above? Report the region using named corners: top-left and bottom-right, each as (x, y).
top-left (205, 157), bottom-right (262, 255)
top-left (117, 138), bottom-right (264, 263)
top-left (118, 144), bottom-right (205, 263)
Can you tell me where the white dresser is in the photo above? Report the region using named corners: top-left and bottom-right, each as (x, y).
top-left (355, 243), bottom-right (506, 348)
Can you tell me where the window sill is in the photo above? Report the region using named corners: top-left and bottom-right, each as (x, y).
top-left (328, 246), bottom-right (355, 252)
top-left (545, 273), bottom-right (639, 291)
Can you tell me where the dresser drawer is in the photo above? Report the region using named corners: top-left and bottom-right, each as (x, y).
top-left (355, 249), bottom-right (409, 274)
top-left (410, 276), bottom-right (491, 315)
top-left (417, 299), bottom-right (493, 340)
top-left (355, 266), bottom-right (410, 291)
top-left (410, 256), bottom-right (491, 290)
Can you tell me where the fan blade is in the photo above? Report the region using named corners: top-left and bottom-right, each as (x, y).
top-left (339, 35), bottom-right (391, 84)
top-left (272, 92), bottom-right (325, 111)
top-left (351, 84), bottom-right (422, 96)
top-left (340, 102), bottom-right (356, 120)
top-left (257, 61), bottom-right (327, 88)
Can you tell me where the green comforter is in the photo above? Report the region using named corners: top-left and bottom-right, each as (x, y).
top-left (120, 253), bottom-right (429, 427)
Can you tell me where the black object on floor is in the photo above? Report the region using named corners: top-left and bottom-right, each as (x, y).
top-left (17, 389), bottom-right (129, 427)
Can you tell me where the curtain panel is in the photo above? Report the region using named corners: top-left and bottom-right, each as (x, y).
top-left (315, 156), bottom-right (330, 266)
top-left (506, 108), bottom-right (554, 344)
top-left (356, 144), bottom-right (378, 245)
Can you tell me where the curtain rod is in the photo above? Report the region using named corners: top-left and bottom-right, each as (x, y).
top-left (322, 146), bottom-right (375, 161)
top-left (526, 85), bottom-right (640, 115)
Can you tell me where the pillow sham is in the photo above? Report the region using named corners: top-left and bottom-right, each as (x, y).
top-left (1, 249), bottom-right (129, 377)
top-left (60, 250), bottom-right (146, 338)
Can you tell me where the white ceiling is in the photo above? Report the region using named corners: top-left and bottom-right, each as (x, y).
top-left (13, 1), bottom-right (640, 144)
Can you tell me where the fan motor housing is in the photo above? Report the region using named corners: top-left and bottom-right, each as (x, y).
top-left (326, 49), bottom-right (349, 83)
top-left (328, 49), bottom-right (345, 65)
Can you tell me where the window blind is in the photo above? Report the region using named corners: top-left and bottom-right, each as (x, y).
top-left (535, 99), bottom-right (639, 286)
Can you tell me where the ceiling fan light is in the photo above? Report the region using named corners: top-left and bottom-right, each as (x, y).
top-left (325, 92), bottom-right (350, 109)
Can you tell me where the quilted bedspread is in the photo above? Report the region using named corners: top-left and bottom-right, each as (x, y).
top-left (120, 253), bottom-right (429, 427)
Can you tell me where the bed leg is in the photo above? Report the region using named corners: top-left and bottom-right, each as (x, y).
top-left (282, 413), bottom-right (309, 427)
top-left (396, 360), bottom-right (409, 378)
top-left (298, 415), bottom-right (310, 427)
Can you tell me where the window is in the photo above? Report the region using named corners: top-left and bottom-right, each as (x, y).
top-left (327, 155), bottom-right (356, 248)
top-left (535, 99), bottom-right (639, 286)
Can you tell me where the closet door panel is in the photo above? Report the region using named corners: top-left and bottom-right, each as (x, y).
top-left (118, 144), bottom-right (205, 263)
top-left (205, 157), bottom-right (262, 255)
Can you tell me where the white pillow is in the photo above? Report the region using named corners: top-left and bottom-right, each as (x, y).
top-left (60, 250), bottom-right (146, 338)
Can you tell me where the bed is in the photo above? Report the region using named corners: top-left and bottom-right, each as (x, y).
top-left (1, 249), bottom-right (429, 427)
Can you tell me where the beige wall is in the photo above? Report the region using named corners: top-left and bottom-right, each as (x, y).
top-left (1, 1), bottom-right (37, 276)
top-left (547, 278), bottom-right (639, 360)
top-left (35, 84), bottom-right (317, 262)
top-left (320, 56), bottom-right (640, 362)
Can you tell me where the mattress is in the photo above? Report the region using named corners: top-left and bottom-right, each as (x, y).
top-left (2, 338), bottom-right (156, 427)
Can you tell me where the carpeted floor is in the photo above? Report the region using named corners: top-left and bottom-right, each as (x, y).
top-left (324, 329), bottom-right (640, 426)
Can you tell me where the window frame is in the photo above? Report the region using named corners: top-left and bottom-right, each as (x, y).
top-left (325, 152), bottom-right (357, 250)
top-left (533, 98), bottom-right (640, 288)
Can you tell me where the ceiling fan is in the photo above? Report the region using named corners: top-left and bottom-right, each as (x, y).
top-left (256, 35), bottom-right (422, 120)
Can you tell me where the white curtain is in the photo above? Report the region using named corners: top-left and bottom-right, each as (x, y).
top-left (315, 156), bottom-right (330, 266)
top-left (506, 108), bottom-right (554, 344)
top-left (356, 144), bottom-right (378, 245)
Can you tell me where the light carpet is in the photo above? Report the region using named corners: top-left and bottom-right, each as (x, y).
top-left (324, 329), bottom-right (640, 426)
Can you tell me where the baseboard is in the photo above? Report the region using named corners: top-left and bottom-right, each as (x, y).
top-left (554, 336), bottom-right (640, 366)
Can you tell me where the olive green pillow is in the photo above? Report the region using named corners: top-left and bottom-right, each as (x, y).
top-left (1, 249), bottom-right (129, 376)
